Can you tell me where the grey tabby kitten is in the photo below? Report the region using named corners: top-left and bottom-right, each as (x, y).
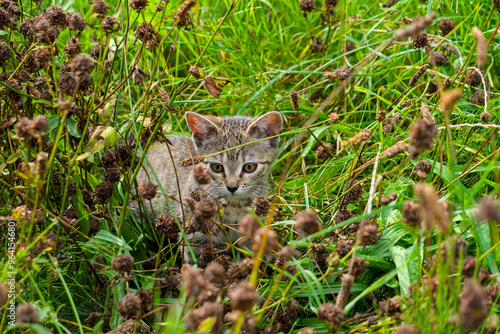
top-left (130, 111), bottom-right (282, 266)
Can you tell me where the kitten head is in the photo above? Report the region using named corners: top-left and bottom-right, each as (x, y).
top-left (185, 111), bottom-right (282, 204)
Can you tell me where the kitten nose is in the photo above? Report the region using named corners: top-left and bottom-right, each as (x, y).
top-left (227, 186), bottom-right (238, 194)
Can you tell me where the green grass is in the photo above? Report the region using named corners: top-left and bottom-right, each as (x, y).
top-left (1, 0), bottom-right (500, 333)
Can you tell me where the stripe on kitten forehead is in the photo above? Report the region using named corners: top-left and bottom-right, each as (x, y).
top-left (130, 111), bottom-right (282, 266)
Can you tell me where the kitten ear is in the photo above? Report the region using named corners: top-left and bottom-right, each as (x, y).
top-left (185, 112), bottom-right (219, 148)
top-left (246, 111), bottom-right (282, 147)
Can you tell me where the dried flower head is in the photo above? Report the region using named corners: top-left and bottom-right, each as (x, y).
top-left (402, 201), bottom-right (420, 227)
top-left (472, 27), bottom-right (487, 68)
top-left (181, 156), bottom-right (206, 167)
top-left (252, 196), bottom-right (270, 216)
top-left (409, 64), bottom-right (429, 87)
top-left (194, 198), bottom-right (216, 220)
top-left (189, 65), bottom-right (201, 78)
top-left (315, 143), bottom-right (334, 161)
top-left (192, 165), bottom-right (211, 185)
top-left (63, 37), bottom-right (81, 58)
top-left (310, 37), bottom-right (323, 53)
top-left (102, 16), bottom-right (119, 32)
top-left (16, 303), bottom-right (40, 324)
top-left (345, 129), bottom-right (371, 148)
top-left (394, 13), bottom-right (437, 40)
top-left (476, 198), bottom-right (500, 222)
top-left (135, 22), bottom-right (156, 43)
top-left (112, 254), bottom-right (134, 273)
top-left (94, 181), bottom-right (114, 203)
top-left (172, 0), bottom-right (195, 27)
top-left (104, 167), bottom-right (121, 184)
top-left (324, 65), bottom-right (351, 81)
top-left (138, 180), bottom-right (158, 200)
top-left (344, 42), bottom-right (356, 55)
top-left (294, 210), bottom-right (321, 237)
top-left (317, 303), bottom-right (345, 328)
top-left (415, 184), bottom-right (449, 231)
top-left (290, 89), bottom-right (299, 111)
top-left (357, 224), bottom-right (380, 246)
top-left (30, 115), bottom-right (49, 138)
top-left (470, 91), bottom-right (485, 106)
top-left (336, 274), bottom-right (354, 308)
top-left (430, 51), bottom-right (449, 66)
top-left (254, 227), bottom-right (279, 253)
top-left (230, 281), bottom-right (259, 312)
top-left (155, 214), bottom-right (180, 238)
top-left (0, 42), bottom-right (11, 64)
top-left (379, 296), bottom-right (401, 315)
top-left (117, 294), bottom-right (142, 319)
top-left (135, 289), bottom-right (153, 309)
top-left (480, 111), bottom-right (492, 123)
top-left (299, 0), bottom-right (315, 13)
top-left (130, 0), bottom-right (148, 11)
top-left (309, 243), bottom-right (329, 267)
top-left (43, 6), bottom-right (68, 29)
top-left (439, 18), bottom-right (455, 36)
top-left (381, 192), bottom-right (398, 205)
top-left (383, 143), bottom-right (409, 158)
top-left (466, 69), bottom-right (482, 87)
top-left (91, 0), bottom-right (110, 16)
top-left (240, 214), bottom-right (260, 239)
top-left (329, 112), bottom-right (339, 124)
top-left (414, 160), bottom-right (431, 179)
top-left (460, 279), bottom-right (490, 333)
top-left (66, 12), bottom-right (86, 31)
top-left (186, 302), bottom-right (223, 331)
top-left (182, 266), bottom-right (207, 298)
top-left (204, 262), bottom-right (226, 286)
top-left (411, 33), bottom-right (428, 49)
top-left (375, 109), bottom-right (387, 122)
top-left (350, 257), bottom-right (366, 276)
top-left (409, 119), bottom-right (436, 154)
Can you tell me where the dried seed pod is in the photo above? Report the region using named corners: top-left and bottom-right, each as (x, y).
top-left (472, 27), bottom-right (487, 67)
top-left (117, 294), bottom-right (142, 319)
top-left (135, 22), bottom-right (156, 43)
top-left (112, 254), bottom-right (135, 273)
top-left (294, 210), bottom-right (321, 236)
top-left (155, 214), bottom-right (180, 238)
top-left (204, 262), bottom-right (226, 286)
top-left (251, 196), bottom-right (270, 216)
top-left (254, 227), bottom-right (278, 253)
top-left (409, 64), bottom-right (429, 87)
top-left (394, 13), bottom-right (437, 40)
top-left (66, 12), bottom-right (86, 31)
top-left (310, 37), bottom-right (324, 53)
top-left (411, 33), bottom-right (428, 49)
top-left (415, 184), bottom-right (449, 231)
top-left (349, 258), bottom-right (366, 276)
top-left (466, 69), bottom-right (482, 87)
top-left (130, 0), bottom-right (148, 12)
top-left (335, 239), bottom-right (353, 258)
top-left (135, 289), bottom-right (153, 309)
top-left (299, 0), bottom-right (315, 13)
top-left (379, 296), bottom-right (401, 316)
top-left (357, 224), bottom-right (380, 246)
top-left (290, 89), bottom-right (299, 111)
top-left (138, 181), bottom-right (158, 200)
top-left (230, 281), bottom-right (259, 312)
top-left (317, 303), bottom-right (345, 328)
top-left (440, 89), bottom-right (461, 114)
top-left (430, 51), bottom-right (449, 66)
top-left (470, 91), bottom-right (485, 106)
top-left (460, 280), bottom-right (490, 333)
top-left (91, 0), bottom-right (110, 16)
top-left (381, 192), bottom-right (398, 205)
top-left (402, 201), bottom-right (420, 227)
top-left (94, 181), bottom-right (114, 203)
top-left (194, 198), bottom-right (216, 220)
top-left (409, 119), bottom-right (436, 154)
top-left (344, 129), bottom-right (371, 148)
top-left (180, 156), bottom-right (206, 167)
top-left (315, 143), bottom-right (334, 161)
top-left (102, 16), bottom-right (119, 32)
top-left (336, 274), bottom-right (354, 308)
top-left (324, 65), bottom-right (351, 81)
top-left (329, 112), bottom-right (339, 124)
top-left (480, 111), bottom-right (492, 123)
top-left (383, 143), bottom-right (409, 158)
top-left (240, 214), bottom-right (260, 239)
top-left (172, 0), bottom-right (196, 27)
top-left (375, 109), bottom-right (386, 122)
top-left (439, 18), bottom-right (455, 36)
top-left (192, 165), bottom-right (210, 185)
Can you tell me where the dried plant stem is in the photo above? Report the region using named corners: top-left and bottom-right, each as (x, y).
top-left (437, 124), bottom-right (500, 130)
top-left (366, 144), bottom-right (382, 215)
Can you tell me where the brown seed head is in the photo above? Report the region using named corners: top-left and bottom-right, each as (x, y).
top-left (66, 12), bottom-right (86, 31)
top-left (476, 198), bottom-right (500, 222)
top-left (329, 112), bottom-right (339, 124)
top-left (394, 13), bottom-right (437, 40)
top-left (253, 227), bottom-right (279, 253)
top-left (324, 65), bottom-right (351, 81)
top-left (192, 165), bottom-right (211, 185)
top-left (460, 279), bottom-right (490, 333)
top-left (379, 296), bottom-right (401, 315)
top-left (430, 51), bottom-right (449, 66)
top-left (290, 89), bottom-right (299, 111)
top-left (186, 302), bottom-right (223, 331)
top-left (439, 18), bottom-right (455, 36)
top-left (336, 274), bottom-right (354, 308)
top-left (94, 181), bottom-right (114, 203)
top-left (380, 192), bottom-right (398, 205)
top-left (383, 143), bottom-right (409, 158)
top-left (350, 257), bottom-right (366, 276)
top-left (294, 210), bottom-right (321, 237)
top-left (155, 214), bottom-right (179, 238)
top-left (402, 201), bottom-right (421, 227)
top-left (91, 0), bottom-right (110, 16)
top-left (315, 143), bottom-right (334, 161)
top-left (71, 54), bottom-right (95, 74)
top-left (310, 37), bottom-right (324, 53)
top-left (30, 115), bottom-right (49, 138)
top-left (204, 262), bottom-right (226, 286)
top-left (240, 214), bottom-right (260, 239)
top-left (182, 266), bottom-right (207, 298)
top-left (317, 303), bottom-right (345, 327)
top-left (466, 69), bottom-right (482, 87)
top-left (345, 129), bottom-right (371, 148)
top-left (357, 224), bottom-right (380, 246)
top-left (409, 119), bottom-right (436, 154)
top-left (102, 16), bottom-right (119, 32)
top-left (135, 289), bottom-right (153, 309)
top-left (64, 37), bottom-right (82, 58)
top-left (138, 180), bottom-right (158, 200)
top-left (470, 91), bottom-right (485, 106)
top-left (375, 109), bottom-right (386, 122)
top-left (336, 239), bottom-right (353, 258)
top-left (411, 33), bottom-right (428, 49)
top-left (251, 195), bottom-right (270, 216)
top-left (112, 254), bottom-right (134, 273)
top-left (189, 65), bottom-right (201, 78)
top-left (194, 198), bottom-right (216, 220)
top-left (172, 0), bottom-right (196, 27)
top-left (135, 22), bottom-right (156, 43)
top-left (117, 294), bottom-right (142, 319)
top-left (0, 42), bottom-right (11, 64)
top-left (480, 111), bottom-right (492, 123)
top-left (414, 160), bottom-right (431, 179)
top-left (299, 0), bottom-right (315, 12)
top-left (180, 156), bottom-right (206, 167)
top-left (43, 6), bottom-right (68, 29)
top-left (409, 64), bottom-right (429, 87)
top-left (472, 27), bottom-right (487, 68)
top-left (130, 0), bottom-right (148, 11)
top-left (415, 184), bottom-right (449, 231)
top-left (230, 281), bottom-right (259, 312)
top-left (16, 303), bottom-right (40, 324)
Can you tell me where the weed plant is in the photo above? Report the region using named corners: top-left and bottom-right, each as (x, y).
top-left (0, 0), bottom-right (500, 333)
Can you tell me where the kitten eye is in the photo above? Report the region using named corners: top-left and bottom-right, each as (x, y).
top-left (210, 163), bottom-right (224, 173)
top-left (242, 163), bottom-right (257, 173)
